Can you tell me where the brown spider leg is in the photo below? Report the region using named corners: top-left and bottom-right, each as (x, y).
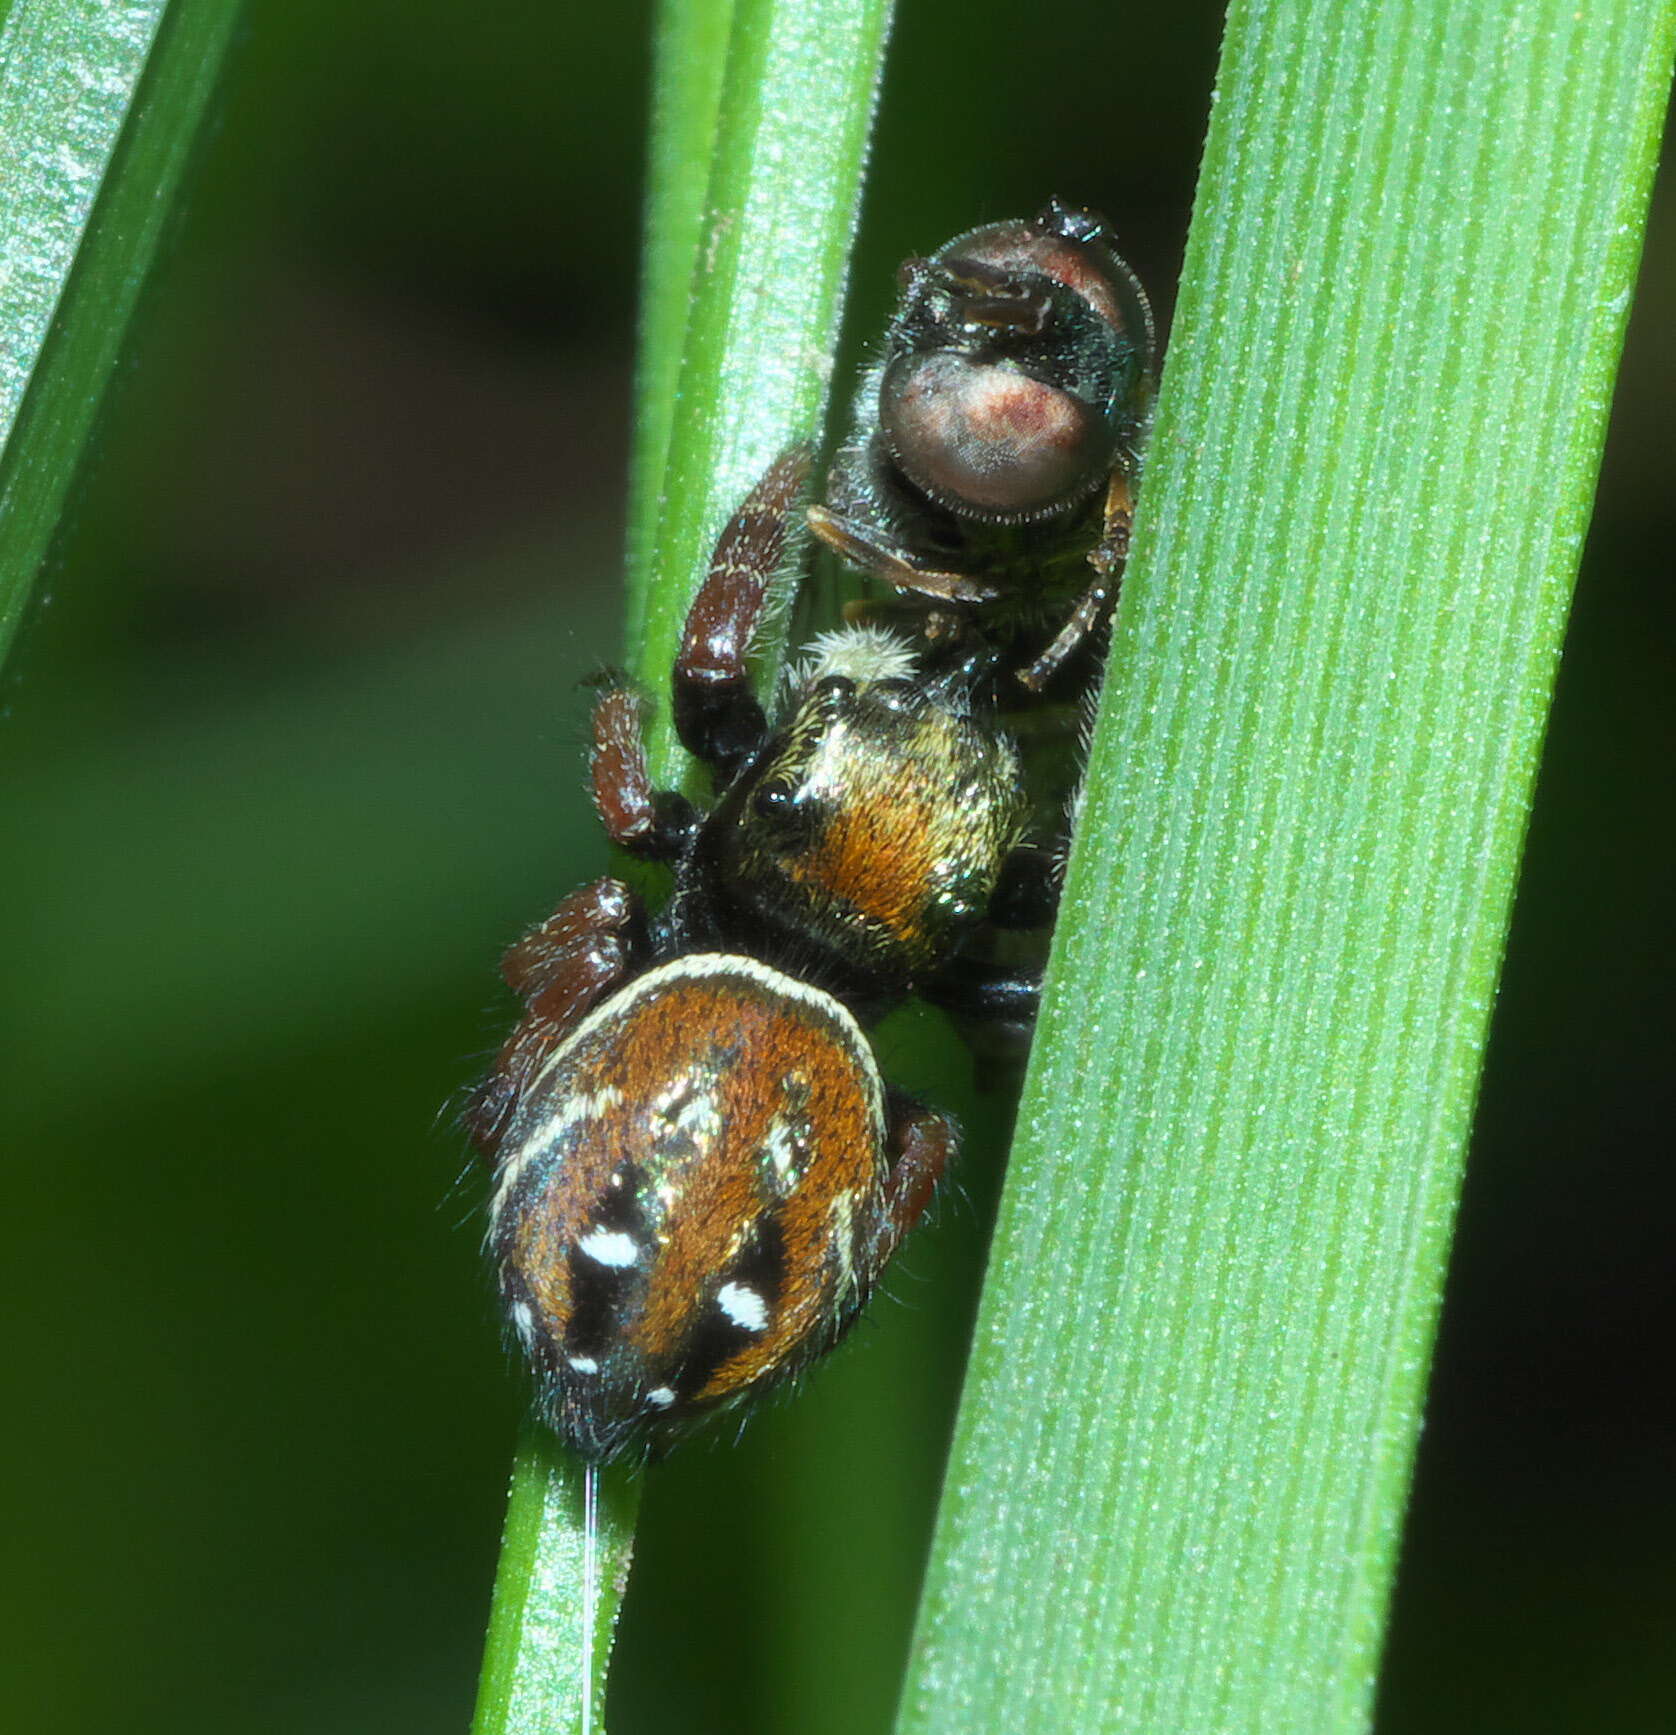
top-left (500, 876), bottom-right (637, 1003)
top-left (865, 1095), bottom-right (960, 1272)
top-left (807, 504), bottom-right (1000, 605)
top-left (466, 877), bottom-right (641, 1159)
top-left (675, 445), bottom-right (813, 779)
top-left (590, 686), bottom-right (698, 861)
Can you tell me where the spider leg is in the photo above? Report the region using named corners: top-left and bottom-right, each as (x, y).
top-left (590, 685), bottom-right (699, 861)
top-left (675, 445), bottom-right (812, 780)
top-left (865, 1094), bottom-right (961, 1272)
top-left (466, 877), bottom-right (643, 1158)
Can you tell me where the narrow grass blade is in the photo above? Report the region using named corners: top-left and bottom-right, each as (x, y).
top-left (899, 4), bottom-right (1674, 1732)
top-left (0, 0), bottom-right (243, 672)
top-left (471, 2), bottom-right (891, 1729)
top-left (472, 1432), bottom-right (639, 1735)
top-left (622, 0), bottom-right (736, 639)
top-left (628, 0), bottom-right (893, 782)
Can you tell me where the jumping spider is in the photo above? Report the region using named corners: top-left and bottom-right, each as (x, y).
top-left (470, 452), bottom-right (1057, 1461)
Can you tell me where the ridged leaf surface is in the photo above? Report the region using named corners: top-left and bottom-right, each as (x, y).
top-left (899, 2), bottom-right (1673, 1730)
top-left (0, 0), bottom-right (242, 669)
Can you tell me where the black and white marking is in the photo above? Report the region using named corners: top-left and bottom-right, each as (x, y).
top-left (716, 1282), bottom-right (770, 1333)
top-left (564, 1162), bottom-right (650, 1364)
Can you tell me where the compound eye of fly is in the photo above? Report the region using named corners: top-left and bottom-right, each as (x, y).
top-left (880, 351), bottom-right (1113, 520)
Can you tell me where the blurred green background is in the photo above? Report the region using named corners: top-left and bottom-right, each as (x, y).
top-left (1, 3), bottom-right (1669, 1731)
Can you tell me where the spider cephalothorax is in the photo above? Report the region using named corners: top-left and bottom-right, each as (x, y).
top-left (696, 626), bottom-right (1031, 1000)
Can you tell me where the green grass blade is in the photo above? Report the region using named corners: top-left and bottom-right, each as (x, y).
top-left (898, 4), bottom-right (1674, 1732)
top-left (0, 0), bottom-right (242, 672)
top-left (628, 0), bottom-right (893, 781)
top-left (472, 1436), bottom-right (641, 1735)
top-left (471, 4), bottom-right (891, 1730)
top-left (622, 0), bottom-right (735, 644)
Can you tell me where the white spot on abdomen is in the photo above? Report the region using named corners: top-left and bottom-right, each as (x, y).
top-left (578, 1228), bottom-right (639, 1268)
top-left (646, 1386), bottom-right (676, 1410)
top-left (567, 1354), bottom-right (599, 1374)
top-left (717, 1282), bottom-right (769, 1333)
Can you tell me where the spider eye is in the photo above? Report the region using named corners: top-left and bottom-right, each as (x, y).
top-left (748, 777), bottom-right (820, 855)
top-left (870, 676), bottom-right (917, 711)
top-left (753, 779), bottom-right (799, 822)
top-left (812, 675), bottom-right (857, 714)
